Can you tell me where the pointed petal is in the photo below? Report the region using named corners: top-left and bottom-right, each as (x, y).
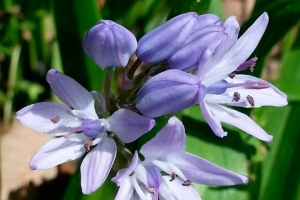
top-left (16, 102), bottom-right (82, 136)
top-left (112, 151), bottom-right (139, 186)
top-left (195, 47), bottom-right (213, 79)
top-left (105, 109), bottom-right (155, 143)
top-left (199, 101), bottom-right (227, 138)
top-left (159, 176), bottom-right (201, 200)
top-left (81, 137), bottom-right (117, 194)
top-left (30, 137), bottom-right (85, 170)
top-left (141, 117), bottom-right (185, 159)
top-left (209, 104), bottom-right (273, 142)
top-left (115, 177), bottom-right (135, 200)
top-left (46, 69), bottom-right (98, 118)
top-left (166, 152), bottom-right (248, 186)
top-left (211, 15), bottom-right (240, 65)
top-left (204, 13), bottom-right (269, 86)
top-left (224, 75), bottom-right (288, 107)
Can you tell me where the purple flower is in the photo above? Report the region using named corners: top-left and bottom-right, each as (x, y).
top-left (111, 117), bottom-right (248, 200)
top-left (16, 69), bottom-right (155, 194)
top-left (136, 12), bottom-right (221, 63)
top-left (136, 13), bottom-right (287, 142)
top-left (83, 20), bottom-right (137, 69)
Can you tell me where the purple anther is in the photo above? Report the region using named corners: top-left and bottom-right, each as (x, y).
top-left (236, 57), bottom-right (258, 72)
top-left (182, 180), bottom-right (192, 186)
top-left (243, 80), bottom-right (270, 89)
top-left (232, 92), bottom-right (240, 102)
top-left (246, 95), bottom-right (255, 107)
top-left (169, 172), bottom-right (176, 181)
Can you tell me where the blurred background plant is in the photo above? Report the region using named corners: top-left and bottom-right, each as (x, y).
top-left (1, 0), bottom-right (300, 199)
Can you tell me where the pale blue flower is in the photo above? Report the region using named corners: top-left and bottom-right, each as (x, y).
top-left (16, 69), bottom-right (155, 194)
top-left (111, 117), bottom-right (248, 200)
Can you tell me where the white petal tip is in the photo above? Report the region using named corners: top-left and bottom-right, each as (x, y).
top-left (242, 176), bottom-right (249, 184)
top-left (29, 164), bottom-right (37, 170)
top-left (264, 135), bottom-right (273, 142)
top-left (150, 119), bottom-right (156, 129)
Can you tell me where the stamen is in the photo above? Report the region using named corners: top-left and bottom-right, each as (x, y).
top-left (169, 172), bottom-right (176, 181)
top-left (84, 140), bottom-right (93, 152)
top-left (246, 95), bottom-right (255, 107)
top-left (236, 56), bottom-right (258, 72)
top-left (145, 186), bottom-right (155, 194)
top-left (182, 180), bottom-right (192, 186)
top-left (243, 80), bottom-right (269, 89)
top-left (232, 92), bottom-right (240, 102)
top-left (228, 72), bottom-right (236, 79)
top-left (50, 116), bottom-right (60, 123)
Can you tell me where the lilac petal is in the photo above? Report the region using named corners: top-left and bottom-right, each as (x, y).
top-left (115, 177), bottom-right (134, 200)
top-left (90, 91), bottom-right (106, 118)
top-left (81, 136), bottom-right (117, 194)
top-left (137, 12), bottom-right (198, 63)
top-left (224, 75), bottom-right (288, 107)
top-left (209, 104), bottom-right (273, 142)
top-left (166, 151), bottom-right (248, 186)
top-left (46, 69), bottom-right (98, 119)
top-left (83, 20), bottom-right (137, 68)
top-left (16, 102), bottom-right (82, 136)
top-left (30, 137), bottom-right (85, 170)
top-left (195, 47), bottom-right (213, 79)
top-left (141, 117), bottom-right (185, 159)
top-left (168, 32), bottom-right (226, 71)
top-left (204, 13), bottom-right (269, 87)
top-left (211, 15), bottom-right (240, 65)
top-left (145, 166), bottom-right (162, 199)
top-left (112, 151), bottom-right (139, 186)
top-left (106, 109), bottom-right (155, 143)
top-left (137, 69), bottom-right (206, 118)
top-left (199, 101), bottom-right (227, 138)
top-left (159, 176), bottom-right (201, 200)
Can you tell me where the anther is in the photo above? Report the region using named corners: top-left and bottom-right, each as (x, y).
top-left (232, 92), bottom-right (240, 102)
top-left (182, 180), bottom-right (192, 186)
top-left (169, 172), bottom-right (176, 181)
top-left (246, 95), bottom-right (255, 107)
top-left (84, 140), bottom-right (93, 152)
top-left (145, 186), bottom-right (155, 194)
top-left (228, 72), bottom-right (236, 79)
top-left (50, 116), bottom-right (60, 123)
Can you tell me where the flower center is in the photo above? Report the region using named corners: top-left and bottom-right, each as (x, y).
top-left (68, 119), bottom-right (105, 138)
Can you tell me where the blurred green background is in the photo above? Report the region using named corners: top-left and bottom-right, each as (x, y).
top-left (1, 0), bottom-right (300, 199)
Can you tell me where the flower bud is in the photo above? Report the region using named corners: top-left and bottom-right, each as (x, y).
top-left (136, 69), bottom-right (206, 118)
top-left (83, 20), bottom-right (137, 69)
top-left (136, 13), bottom-right (221, 63)
top-left (168, 30), bottom-right (227, 71)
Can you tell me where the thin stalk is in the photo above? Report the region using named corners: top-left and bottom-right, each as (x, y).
top-left (127, 58), bottom-right (142, 80)
top-left (103, 68), bottom-right (114, 111)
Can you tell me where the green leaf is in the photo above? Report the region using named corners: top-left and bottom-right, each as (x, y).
top-left (183, 116), bottom-right (249, 200)
top-left (240, 0), bottom-right (300, 77)
top-left (52, 0), bottom-right (105, 91)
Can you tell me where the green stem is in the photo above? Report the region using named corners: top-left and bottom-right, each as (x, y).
top-left (103, 68), bottom-right (114, 111)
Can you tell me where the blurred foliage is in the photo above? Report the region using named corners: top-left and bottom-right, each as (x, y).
top-left (1, 0), bottom-right (299, 199)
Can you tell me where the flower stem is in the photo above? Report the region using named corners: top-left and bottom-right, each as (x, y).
top-left (127, 58), bottom-right (142, 80)
top-left (104, 68), bottom-right (114, 111)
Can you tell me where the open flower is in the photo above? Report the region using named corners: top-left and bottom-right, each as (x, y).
top-left (83, 20), bottom-right (137, 69)
top-left (136, 13), bottom-right (287, 142)
top-left (16, 69), bottom-right (155, 194)
top-left (111, 117), bottom-right (248, 200)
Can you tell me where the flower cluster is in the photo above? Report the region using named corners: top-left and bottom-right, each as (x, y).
top-left (16, 12), bottom-right (287, 199)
